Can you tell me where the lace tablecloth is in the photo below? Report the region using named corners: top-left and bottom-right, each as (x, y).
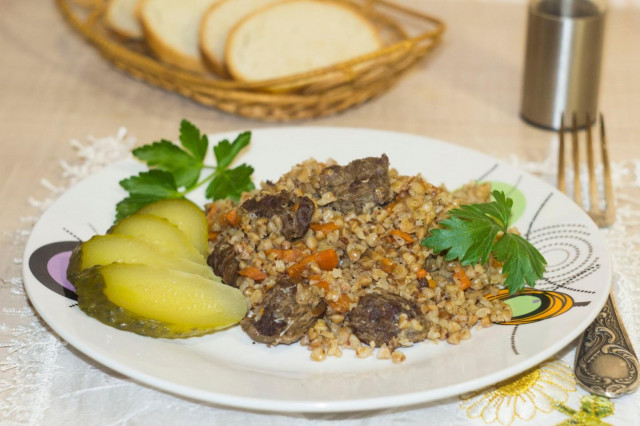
top-left (1, 130), bottom-right (638, 425)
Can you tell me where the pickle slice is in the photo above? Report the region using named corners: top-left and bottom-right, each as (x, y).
top-left (137, 199), bottom-right (209, 257)
top-left (68, 234), bottom-right (217, 281)
top-left (109, 214), bottom-right (204, 264)
top-left (75, 263), bottom-right (247, 338)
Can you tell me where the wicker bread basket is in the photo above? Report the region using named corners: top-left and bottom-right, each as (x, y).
top-left (57, 0), bottom-right (445, 121)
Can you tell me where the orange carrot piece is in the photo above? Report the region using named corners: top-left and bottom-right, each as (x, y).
top-left (314, 280), bottom-right (331, 291)
top-left (265, 248), bottom-right (305, 262)
top-left (379, 258), bottom-right (397, 274)
top-left (491, 258), bottom-right (503, 268)
top-left (238, 267), bottom-right (267, 281)
top-left (288, 249), bottom-right (339, 278)
top-left (417, 268), bottom-right (427, 279)
top-left (310, 222), bottom-right (339, 233)
top-left (454, 269), bottom-right (472, 291)
top-left (226, 209), bottom-right (240, 227)
top-left (314, 249), bottom-right (339, 270)
top-left (428, 279), bottom-right (437, 289)
top-left (208, 231), bottom-right (219, 241)
top-left (390, 229), bottom-right (415, 244)
top-left (327, 293), bottom-right (351, 313)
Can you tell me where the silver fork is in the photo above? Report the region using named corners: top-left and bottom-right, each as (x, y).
top-left (558, 113), bottom-right (639, 397)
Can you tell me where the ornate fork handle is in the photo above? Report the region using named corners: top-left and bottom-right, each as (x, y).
top-left (575, 293), bottom-right (640, 397)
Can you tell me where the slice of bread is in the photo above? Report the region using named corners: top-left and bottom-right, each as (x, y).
top-left (139, 0), bottom-right (220, 72)
top-left (226, 0), bottom-right (382, 82)
top-left (200, 0), bottom-right (282, 77)
top-left (105, 0), bottom-right (143, 39)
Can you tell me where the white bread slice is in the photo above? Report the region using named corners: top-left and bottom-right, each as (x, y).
top-left (200, 0), bottom-right (282, 77)
top-left (226, 0), bottom-right (382, 82)
top-left (138, 0), bottom-right (220, 72)
top-left (105, 0), bottom-right (144, 39)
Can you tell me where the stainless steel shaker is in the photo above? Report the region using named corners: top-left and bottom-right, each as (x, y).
top-left (521, 0), bottom-right (607, 130)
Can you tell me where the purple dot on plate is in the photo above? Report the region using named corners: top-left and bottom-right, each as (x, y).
top-left (48, 251), bottom-right (76, 293)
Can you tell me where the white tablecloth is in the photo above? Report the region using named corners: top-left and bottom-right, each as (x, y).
top-left (2, 129), bottom-right (638, 425)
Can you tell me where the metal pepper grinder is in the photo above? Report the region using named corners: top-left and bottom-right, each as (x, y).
top-left (521, 0), bottom-right (607, 130)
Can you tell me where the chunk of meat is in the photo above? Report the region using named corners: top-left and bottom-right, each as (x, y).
top-left (317, 154), bottom-right (393, 213)
top-left (241, 191), bottom-right (315, 240)
top-left (346, 291), bottom-right (429, 347)
top-left (241, 278), bottom-right (326, 345)
top-left (207, 243), bottom-right (239, 287)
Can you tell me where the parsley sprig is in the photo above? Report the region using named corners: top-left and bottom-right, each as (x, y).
top-left (115, 120), bottom-right (255, 221)
top-left (421, 190), bottom-right (546, 294)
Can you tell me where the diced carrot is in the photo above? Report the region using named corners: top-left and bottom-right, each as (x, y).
top-left (327, 293), bottom-right (351, 313)
top-left (390, 229), bottom-right (415, 244)
top-left (491, 258), bottom-right (503, 268)
top-left (314, 280), bottom-right (330, 291)
top-left (208, 231), bottom-right (218, 241)
top-left (379, 258), bottom-right (397, 274)
top-left (288, 249), bottom-right (339, 278)
top-left (265, 248), bottom-right (305, 262)
top-left (238, 267), bottom-right (267, 281)
top-left (309, 222), bottom-right (339, 233)
top-left (226, 209), bottom-right (240, 227)
top-left (313, 249), bottom-right (339, 270)
top-left (292, 203), bottom-right (299, 213)
top-left (417, 268), bottom-right (427, 279)
top-left (428, 279), bottom-right (437, 289)
top-left (282, 249), bottom-right (305, 262)
top-left (454, 269), bottom-right (472, 291)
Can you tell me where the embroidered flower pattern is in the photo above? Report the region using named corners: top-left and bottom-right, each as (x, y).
top-left (460, 358), bottom-right (576, 425)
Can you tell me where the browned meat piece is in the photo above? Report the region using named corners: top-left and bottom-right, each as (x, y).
top-left (317, 154), bottom-right (393, 212)
top-left (241, 278), bottom-right (326, 345)
top-left (207, 243), bottom-right (239, 287)
top-left (346, 291), bottom-right (429, 347)
top-left (241, 191), bottom-right (315, 240)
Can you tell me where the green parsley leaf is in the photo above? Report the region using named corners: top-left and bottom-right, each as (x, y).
top-left (424, 215), bottom-right (501, 266)
top-left (116, 170), bottom-right (181, 221)
top-left (493, 233), bottom-right (547, 293)
top-left (213, 131), bottom-right (251, 170)
top-left (119, 170), bottom-right (179, 198)
top-left (421, 190), bottom-right (546, 294)
top-left (114, 121), bottom-right (254, 222)
top-left (179, 119), bottom-right (208, 161)
top-left (132, 140), bottom-right (202, 188)
top-left (206, 164), bottom-right (255, 201)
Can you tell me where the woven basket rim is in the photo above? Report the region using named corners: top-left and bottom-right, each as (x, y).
top-left (58, 0), bottom-right (445, 91)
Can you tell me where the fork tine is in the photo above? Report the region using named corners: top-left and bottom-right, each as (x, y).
top-left (600, 114), bottom-right (616, 223)
top-left (585, 112), bottom-right (598, 213)
top-left (558, 114), bottom-right (566, 193)
top-left (571, 113), bottom-right (582, 205)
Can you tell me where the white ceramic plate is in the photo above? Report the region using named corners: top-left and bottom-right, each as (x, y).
top-left (23, 127), bottom-right (611, 413)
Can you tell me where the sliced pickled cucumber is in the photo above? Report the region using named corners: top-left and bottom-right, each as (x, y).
top-left (75, 263), bottom-right (247, 338)
top-left (109, 214), bottom-right (204, 264)
top-left (137, 199), bottom-right (209, 257)
top-left (67, 234), bottom-right (218, 281)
